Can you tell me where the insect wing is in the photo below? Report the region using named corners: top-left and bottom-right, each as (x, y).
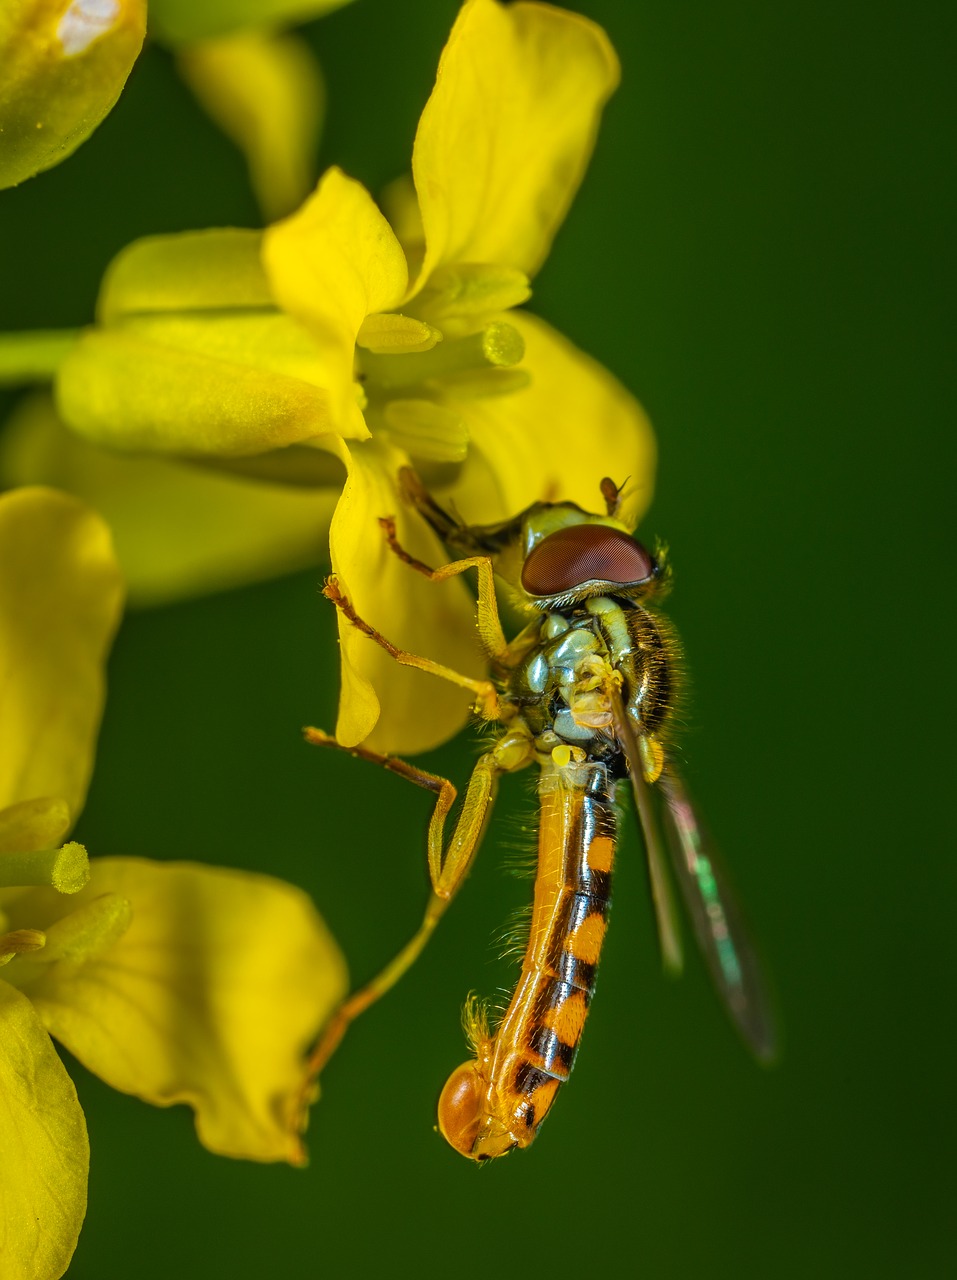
top-left (658, 770), bottom-right (777, 1063)
top-left (609, 689), bottom-right (684, 976)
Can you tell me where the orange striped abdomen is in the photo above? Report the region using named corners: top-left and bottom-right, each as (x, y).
top-left (438, 760), bottom-right (616, 1160)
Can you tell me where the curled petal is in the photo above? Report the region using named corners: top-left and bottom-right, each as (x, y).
top-left (453, 313), bottom-right (656, 530)
top-left (0, 488), bottom-right (123, 821)
top-left (25, 858), bottom-right (348, 1165)
top-left (2, 393), bottom-right (337, 607)
top-left (263, 167), bottom-right (408, 439)
top-left (413, 0), bottom-right (619, 286)
top-left (177, 31), bottom-right (324, 223)
top-left (328, 437), bottom-right (483, 753)
top-left (0, 981), bottom-right (88, 1280)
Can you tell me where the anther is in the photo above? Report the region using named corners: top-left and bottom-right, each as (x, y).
top-left (21, 892), bottom-right (132, 964)
top-left (356, 313), bottom-right (442, 354)
top-left (359, 321), bottom-right (524, 393)
top-left (0, 929), bottom-right (46, 966)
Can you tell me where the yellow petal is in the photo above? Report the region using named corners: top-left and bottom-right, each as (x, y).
top-left (0, 981), bottom-right (88, 1280)
top-left (0, 488), bottom-right (123, 821)
top-left (453, 312), bottom-right (657, 530)
top-left (56, 321), bottom-right (336, 456)
top-left (24, 858), bottom-right (348, 1165)
top-left (1, 394), bottom-right (338, 607)
top-left (98, 228), bottom-right (272, 322)
top-left (177, 31), bottom-right (324, 223)
top-left (0, 0), bottom-right (146, 189)
top-left (412, 0), bottom-right (619, 285)
top-left (263, 167), bottom-right (408, 439)
top-left (0, 797), bottom-right (72, 856)
top-left (150, 0), bottom-right (354, 46)
top-left (328, 437), bottom-right (482, 753)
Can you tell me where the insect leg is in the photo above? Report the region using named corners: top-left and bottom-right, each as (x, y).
top-left (324, 575), bottom-right (502, 721)
top-left (301, 731), bottom-right (529, 1085)
top-left (378, 516), bottom-right (510, 663)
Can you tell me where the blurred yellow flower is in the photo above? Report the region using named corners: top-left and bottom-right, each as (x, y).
top-left (0, 0), bottom-right (146, 189)
top-left (7, 0), bottom-right (656, 754)
top-left (156, 0), bottom-right (358, 222)
top-left (0, 0), bottom-right (352, 210)
top-left (0, 487), bottom-right (347, 1280)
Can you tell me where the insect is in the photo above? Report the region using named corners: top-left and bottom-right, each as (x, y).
top-left (304, 469), bottom-right (775, 1160)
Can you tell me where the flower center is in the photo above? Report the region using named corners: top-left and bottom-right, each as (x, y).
top-left (0, 836), bottom-right (131, 987)
top-left (356, 319), bottom-right (527, 463)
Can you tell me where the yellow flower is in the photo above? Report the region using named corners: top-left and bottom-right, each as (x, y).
top-left (0, 0), bottom-right (146, 189)
top-left (0, 487), bottom-right (347, 1280)
top-left (9, 0), bottom-right (656, 754)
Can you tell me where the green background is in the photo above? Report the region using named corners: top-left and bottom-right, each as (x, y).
top-left (1, 1), bottom-right (953, 1275)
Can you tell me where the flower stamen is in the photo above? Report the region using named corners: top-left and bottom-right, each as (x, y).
top-left (19, 892), bottom-right (132, 965)
top-left (360, 319), bottom-right (524, 393)
top-left (356, 313), bottom-right (442, 354)
top-left (0, 841), bottom-right (90, 893)
top-left (0, 928), bottom-right (46, 965)
top-left (382, 399), bottom-right (468, 462)
top-left (412, 263), bottom-right (531, 326)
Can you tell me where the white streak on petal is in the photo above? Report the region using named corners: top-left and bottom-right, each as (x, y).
top-left (57, 0), bottom-right (121, 57)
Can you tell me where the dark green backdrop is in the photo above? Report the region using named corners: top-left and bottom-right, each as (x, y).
top-left (1, 2), bottom-right (953, 1276)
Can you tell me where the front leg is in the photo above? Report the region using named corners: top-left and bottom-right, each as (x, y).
top-left (323, 576), bottom-right (502, 722)
top-left (378, 516), bottom-right (511, 664)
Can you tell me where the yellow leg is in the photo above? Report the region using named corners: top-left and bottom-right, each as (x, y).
top-left (378, 516), bottom-right (510, 662)
top-left (301, 729), bottom-right (514, 1088)
top-left (323, 576), bottom-right (502, 722)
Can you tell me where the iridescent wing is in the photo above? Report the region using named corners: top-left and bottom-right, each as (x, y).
top-left (610, 689), bottom-right (684, 976)
top-left (658, 768), bottom-right (777, 1063)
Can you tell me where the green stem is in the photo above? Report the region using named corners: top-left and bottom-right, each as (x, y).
top-left (0, 328), bottom-right (80, 386)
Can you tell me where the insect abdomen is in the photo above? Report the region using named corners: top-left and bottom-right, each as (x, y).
top-left (438, 761), bottom-right (616, 1159)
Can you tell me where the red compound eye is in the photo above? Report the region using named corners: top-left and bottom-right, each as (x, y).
top-left (521, 525), bottom-right (655, 596)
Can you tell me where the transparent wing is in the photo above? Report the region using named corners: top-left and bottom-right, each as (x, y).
top-left (609, 688), bottom-right (684, 976)
top-left (658, 768), bottom-right (777, 1063)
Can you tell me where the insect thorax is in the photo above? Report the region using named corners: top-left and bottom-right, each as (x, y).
top-left (505, 596), bottom-right (674, 773)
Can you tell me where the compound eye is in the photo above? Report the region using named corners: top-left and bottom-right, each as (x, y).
top-left (521, 524), bottom-right (655, 597)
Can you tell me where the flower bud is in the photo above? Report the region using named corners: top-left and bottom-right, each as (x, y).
top-left (0, 0), bottom-right (146, 189)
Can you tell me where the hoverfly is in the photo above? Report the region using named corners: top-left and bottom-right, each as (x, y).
top-left (304, 469), bottom-right (775, 1160)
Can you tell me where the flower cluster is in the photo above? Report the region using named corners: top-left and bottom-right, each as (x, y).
top-left (3, 0), bottom-right (655, 754)
top-left (0, 487), bottom-right (347, 1278)
top-left (0, 1), bottom-right (657, 1273)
